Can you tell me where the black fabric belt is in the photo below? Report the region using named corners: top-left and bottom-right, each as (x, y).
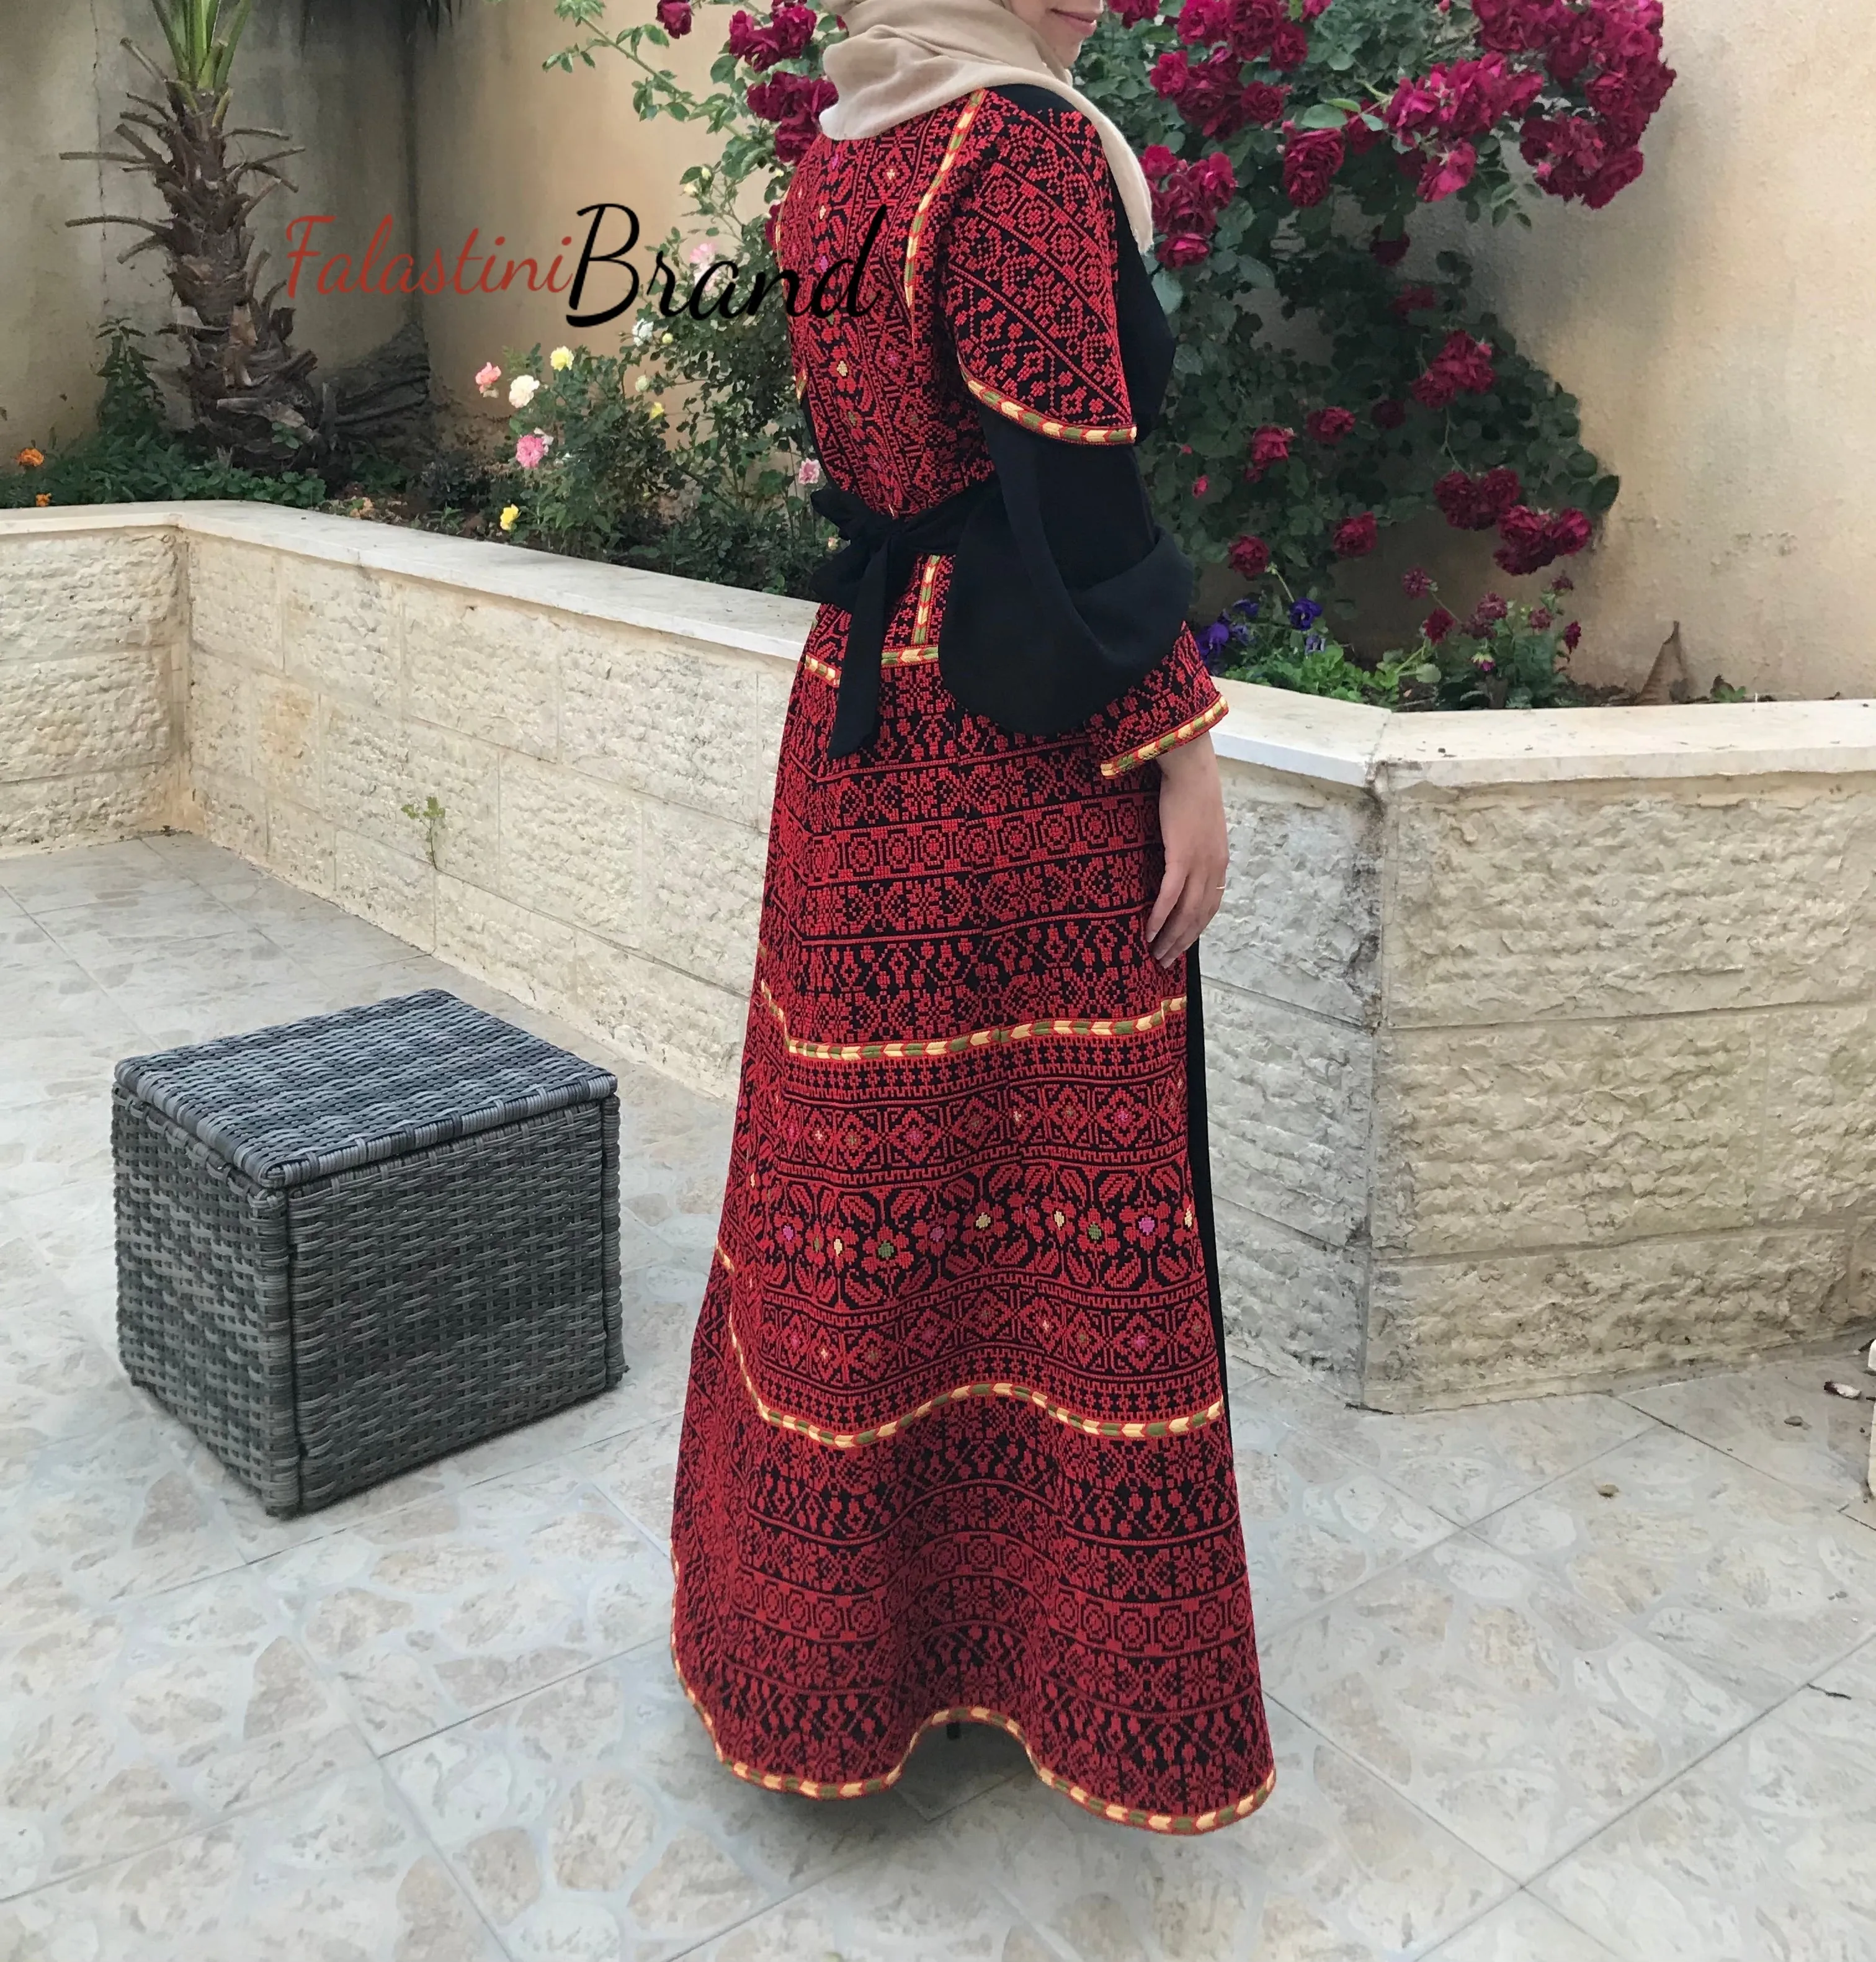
top-left (809, 478), bottom-right (997, 759)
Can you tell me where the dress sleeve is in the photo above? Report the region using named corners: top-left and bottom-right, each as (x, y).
top-left (1081, 627), bottom-right (1228, 779)
top-left (942, 96), bottom-right (1137, 446)
top-left (936, 91), bottom-right (1222, 762)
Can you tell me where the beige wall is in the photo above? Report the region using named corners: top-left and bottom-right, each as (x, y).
top-left (0, 0), bottom-right (413, 452)
top-left (1450, 0), bottom-right (1876, 701)
top-left (412, 4), bottom-right (723, 424)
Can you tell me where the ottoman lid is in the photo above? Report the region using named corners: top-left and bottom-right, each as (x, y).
top-left (115, 990), bottom-right (618, 1191)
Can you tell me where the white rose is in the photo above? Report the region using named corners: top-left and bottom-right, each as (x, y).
top-left (509, 375), bottom-right (540, 409)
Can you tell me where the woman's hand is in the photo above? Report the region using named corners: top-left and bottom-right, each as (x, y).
top-left (1145, 737), bottom-right (1228, 970)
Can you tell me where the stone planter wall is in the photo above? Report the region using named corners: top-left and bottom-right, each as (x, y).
top-left (5, 503), bottom-right (1874, 1410)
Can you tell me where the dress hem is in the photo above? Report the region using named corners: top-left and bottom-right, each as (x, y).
top-left (669, 1628), bottom-right (1277, 1837)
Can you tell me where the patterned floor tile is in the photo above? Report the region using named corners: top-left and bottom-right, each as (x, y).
top-left (1478, 1425), bottom-right (1876, 1708)
top-left (682, 1852), bottom-right (1068, 1961)
top-left (0, 1763), bottom-right (501, 1961)
top-left (0, 1286), bottom-right (143, 1491)
top-left (1231, 1395), bottom-right (1456, 1637)
top-left (388, 1646), bottom-right (911, 1962)
top-left (1625, 1344), bottom-right (1876, 1509)
top-left (1264, 1534), bottom-right (1758, 1881)
top-left (0, 1565), bottom-right (368, 1896)
top-left (1231, 1366), bottom-right (1656, 1528)
top-left (1425, 1893), bottom-right (1626, 1961)
top-left (932, 1701), bottom-right (1510, 1960)
top-left (0, 1420), bottom-right (245, 1641)
top-left (1534, 1686), bottom-right (1876, 1961)
top-left (256, 1464), bottom-right (673, 1752)
top-left (570, 1411), bottom-right (686, 1551)
top-left (0, 840), bottom-right (195, 915)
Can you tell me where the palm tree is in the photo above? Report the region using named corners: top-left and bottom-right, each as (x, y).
top-left (65, 0), bottom-right (464, 468)
top-left (63, 0), bottom-right (321, 464)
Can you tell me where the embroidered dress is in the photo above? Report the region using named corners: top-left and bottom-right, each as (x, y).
top-left (669, 87), bottom-right (1275, 1834)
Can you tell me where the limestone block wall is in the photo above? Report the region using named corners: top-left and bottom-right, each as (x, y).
top-left (172, 506), bottom-right (806, 1098)
top-left (2, 503), bottom-right (1873, 1410)
top-left (1366, 738), bottom-right (1876, 1407)
top-left (0, 522), bottom-right (187, 850)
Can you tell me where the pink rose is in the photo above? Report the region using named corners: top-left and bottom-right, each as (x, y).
top-left (515, 433), bottom-right (549, 470)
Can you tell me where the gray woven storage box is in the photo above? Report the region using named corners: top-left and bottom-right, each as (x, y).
top-left (114, 990), bottom-right (623, 1516)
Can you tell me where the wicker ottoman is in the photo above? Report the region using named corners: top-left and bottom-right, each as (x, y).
top-left (114, 990), bottom-right (623, 1516)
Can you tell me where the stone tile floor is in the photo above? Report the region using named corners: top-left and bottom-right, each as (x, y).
top-left (2, 833), bottom-right (1874, 1962)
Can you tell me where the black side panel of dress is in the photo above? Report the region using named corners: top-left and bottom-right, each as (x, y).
top-left (1182, 943), bottom-right (1231, 1433)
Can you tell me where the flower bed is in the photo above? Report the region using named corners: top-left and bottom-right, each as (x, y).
top-left (6, 501), bottom-right (1873, 1410)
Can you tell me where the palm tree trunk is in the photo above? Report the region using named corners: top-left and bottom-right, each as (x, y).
top-left (66, 34), bottom-right (321, 466)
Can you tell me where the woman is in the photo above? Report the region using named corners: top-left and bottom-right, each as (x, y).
top-left (669, 0), bottom-right (1275, 1834)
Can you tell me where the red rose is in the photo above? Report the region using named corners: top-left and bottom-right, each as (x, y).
top-left (1479, 466), bottom-right (1524, 517)
top-left (1401, 567), bottom-right (1434, 598)
top-left (1424, 607), bottom-right (1457, 643)
top-left (1248, 423), bottom-right (1293, 473)
top-left (1111, 0), bottom-right (1161, 20)
top-left (1268, 20), bottom-right (1310, 68)
top-left (1372, 398), bottom-right (1407, 430)
top-left (1159, 233), bottom-right (1213, 267)
top-left (1140, 144), bottom-right (1179, 181)
top-left (1418, 141), bottom-right (1478, 202)
top-left (1306, 406), bottom-right (1356, 446)
top-left (1228, 534), bottom-right (1272, 578)
top-left (728, 5), bottom-right (816, 68)
top-left (1548, 508), bottom-right (1592, 556)
top-left (1494, 504), bottom-right (1550, 573)
top-left (1370, 231), bottom-right (1410, 267)
top-left (1282, 127), bottom-right (1344, 207)
top-left (1411, 368), bottom-right (1458, 410)
top-left (1418, 331), bottom-right (1495, 401)
top-left (1241, 81), bottom-right (1290, 125)
top-left (1153, 48), bottom-right (1260, 137)
top-left (1390, 284), bottom-right (1439, 318)
top-left (1333, 513), bottom-right (1378, 557)
top-left (1493, 503), bottom-right (1591, 576)
top-left (656, 0), bottom-right (692, 31)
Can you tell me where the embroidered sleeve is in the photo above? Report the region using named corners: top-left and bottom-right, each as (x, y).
top-left (942, 97), bottom-right (1137, 447)
top-left (1086, 627), bottom-right (1226, 779)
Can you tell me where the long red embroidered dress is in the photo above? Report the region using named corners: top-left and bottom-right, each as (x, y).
top-left (669, 86), bottom-right (1275, 1834)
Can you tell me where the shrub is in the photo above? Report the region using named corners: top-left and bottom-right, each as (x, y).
top-left (1, 325), bottom-right (326, 511)
top-left (476, 341), bottom-right (676, 557)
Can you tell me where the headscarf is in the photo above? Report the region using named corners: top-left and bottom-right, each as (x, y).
top-left (819, 0), bottom-right (1156, 252)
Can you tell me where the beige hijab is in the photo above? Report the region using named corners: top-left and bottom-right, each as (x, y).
top-left (820, 0), bottom-right (1156, 252)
